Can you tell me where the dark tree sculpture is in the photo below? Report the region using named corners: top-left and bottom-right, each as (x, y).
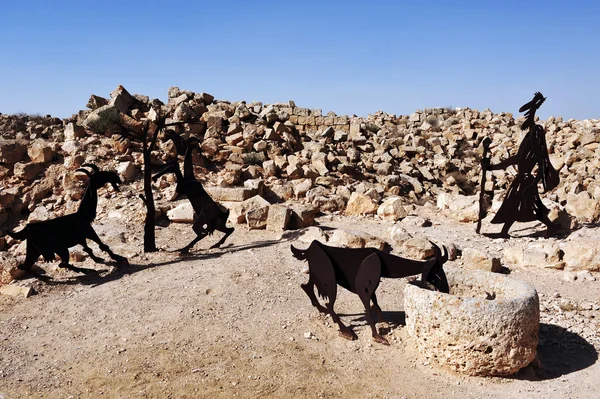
top-left (8, 164), bottom-right (127, 279)
top-left (152, 138), bottom-right (234, 254)
top-left (480, 92), bottom-right (560, 238)
top-left (116, 109), bottom-right (200, 252)
top-left (290, 240), bottom-right (449, 345)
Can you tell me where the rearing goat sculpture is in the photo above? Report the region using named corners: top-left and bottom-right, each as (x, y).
top-left (8, 164), bottom-right (128, 279)
top-left (153, 136), bottom-right (233, 253)
top-left (291, 240), bottom-right (450, 345)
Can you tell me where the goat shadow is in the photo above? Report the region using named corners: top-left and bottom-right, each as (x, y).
top-left (482, 222), bottom-right (573, 240)
top-left (513, 323), bottom-right (597, 381)
top-left (334, 310), bottom-right (406, 337)
top-left (42, 234), bottom-right (301, 288)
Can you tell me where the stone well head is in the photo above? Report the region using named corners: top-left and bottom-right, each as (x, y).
top-left (404, 269), bottom-right (539, 376)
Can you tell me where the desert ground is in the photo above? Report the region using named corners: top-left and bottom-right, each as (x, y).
top-left (0, 204), bottom-right (598, 399)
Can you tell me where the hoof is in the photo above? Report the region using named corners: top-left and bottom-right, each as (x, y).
top-left (338, 330), bottom-right (357, 341)
top-left (9, 268), bottom-right (28, 280)
top-left (116, 258), bottom-right (129, 267)
top-left (373, 334), bottom-right (390, 346)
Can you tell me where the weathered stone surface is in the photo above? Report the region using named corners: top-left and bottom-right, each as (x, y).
top-left (228, 195), bottom-right (270, 224)
top-left (0, 284), bottom-right (33, 298)
top-left (292, 178), bottom-right (313, 198)
top-left (461, 247), bottom-right (502, 272)
top-left (167, 202), bottom-right (194, 223)
top-left (565, 192), bottom-right (600, 223)
top-left (377, 197), bottom-right (408, 221)
top-left (266, 205), bottom-right (291, 232)
top-left (404, 269), bottom-right (539, 376)
top-left (13, 162), bottom-right (44, 181)
top-left (402, 237), bottom-right (434, 260)
top-left (389, 225), bottom-right (413, 249)
top-left (299, 226), bottom-right (329, 243)
top-left (28, 140), bottom-right (55, 163)
top-left (561, 240), bottom-right (600, 272)
top-left (344, 192), bottom-right (378, 216)
top-left (109, 84), bottom-right (136, 113)
top-left (86, 94), bottom-right (109, 110)
top-left (205, 187), bottom-right (257, 202)
top-left (503, 243), bottom-right (565, 270)
top-left (117, 161), bottom-right (137, 181)
top-left (0, 140), bottom-right (27, 164)
top-left (289, 204), bottom-right (318, 229)
top-left (329, 229), bottom-right (386, 250)
top-left (83, 104), bottom-right (121, 133)
top-left (437, 193), bottom-right (479, 222)
top-left (27, 205), bottom-right (50, 222)
top-left (64, 122), bottom-right (86, 140)
top-left (246, 206), bottom-right (269, 230)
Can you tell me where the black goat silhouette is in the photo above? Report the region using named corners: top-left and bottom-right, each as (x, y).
top-left (291, 240), bottom-right (449, 345)
top-left (153, 138), bottom-right (233, 253)
top-left (8, 164), bottom-right (128, 279)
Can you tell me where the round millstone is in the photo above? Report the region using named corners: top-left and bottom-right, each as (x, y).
top-left (404, 268), bottom-right (539, 376)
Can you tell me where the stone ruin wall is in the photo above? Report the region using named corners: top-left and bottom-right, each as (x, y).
top-left (1, 85), bottom-right (600, 267)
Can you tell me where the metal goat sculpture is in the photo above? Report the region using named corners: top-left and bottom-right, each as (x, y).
top-left (478, 92), bottom-right (560, 237)
top-left (152, 135), bottom-right (233, 253)
top-left (8, 164), bottom-right (128, 279)
top-left (291, 240), bottom-right (449, 345)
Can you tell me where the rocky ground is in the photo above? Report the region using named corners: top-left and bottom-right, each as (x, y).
top-left (0, 205), bottom-right (598, 399)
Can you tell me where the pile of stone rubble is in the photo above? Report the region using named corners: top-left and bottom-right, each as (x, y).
top-left (1, 85), bottom-right (600, 276)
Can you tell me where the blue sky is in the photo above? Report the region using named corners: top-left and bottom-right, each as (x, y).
top-left (1, 0), bottom-right (598, 120)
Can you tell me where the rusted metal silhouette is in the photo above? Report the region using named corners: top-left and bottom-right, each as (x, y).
top-left (476, 137), bottom-right (492, 234)
top-left (480, 92), bottom-right (560, 238)
top-left (291, 240), bottom-right (450, 345)
top-left (8, 164), bottom-right (127, 279)
top-left (152, 137), bottom-right (234, 254)
top-left (116, 109), bottom-right (201, 252)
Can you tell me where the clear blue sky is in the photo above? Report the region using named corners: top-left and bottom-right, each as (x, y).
top-left (1, 0), bottom-right (598, 120)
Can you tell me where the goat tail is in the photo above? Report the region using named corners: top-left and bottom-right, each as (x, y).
top-left (7, 227), bottom-right (28, 240)
top-left (290, 244), bottom-right (308, 261)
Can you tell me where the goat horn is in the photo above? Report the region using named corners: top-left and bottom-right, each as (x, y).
top-left (75, 168), bottom-right (92, 177)
top-left (429, 241), bottom-right (441, 259)
top-left (81, 163), bottom-right (100, 173)
top-left (441, 245), bottom-right (449, 263)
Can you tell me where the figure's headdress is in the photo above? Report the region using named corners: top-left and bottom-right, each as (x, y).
top-left (520, 92), bottom-right (546, 130)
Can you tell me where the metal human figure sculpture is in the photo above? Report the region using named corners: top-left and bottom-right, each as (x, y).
top-left (291, 240), bottom-right (449, 345)
top-left (481, 92), bottom-right (560, 238)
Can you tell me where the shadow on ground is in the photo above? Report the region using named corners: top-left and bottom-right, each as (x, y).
top-left (42, 235), bottom-right (302, 288)
top-left (514, 323), bottom-right (598, 381)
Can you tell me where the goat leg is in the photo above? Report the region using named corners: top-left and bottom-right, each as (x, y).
top-left (209, 226), bottom-right (234, 249)
top-left (180, 217), bottom-right (211, 253)
top-left (54, 247), bottom-right (98, 275)
top-left (370, 293), bottom-right (385, 324)
top-left (80, 243), bottom-right (105, 264)
top-left (85, 228), bottom-right (128, 265)
top-left (327, 301), bottom-right (357, 341)
top-left (179, 234), bottom-right (206, 254)
top-left (356, 254), bottom-right (389, 345)
top-left (10, 244), bottom-right (51, 280)
top-left (300, 278), bottom-right (328, 314)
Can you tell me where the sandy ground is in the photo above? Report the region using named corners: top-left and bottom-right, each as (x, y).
top-left (1, 207), bottom-right (599, 399)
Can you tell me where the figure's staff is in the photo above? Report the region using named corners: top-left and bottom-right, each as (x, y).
top-left (476, 137), bottom-right (492, 234)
